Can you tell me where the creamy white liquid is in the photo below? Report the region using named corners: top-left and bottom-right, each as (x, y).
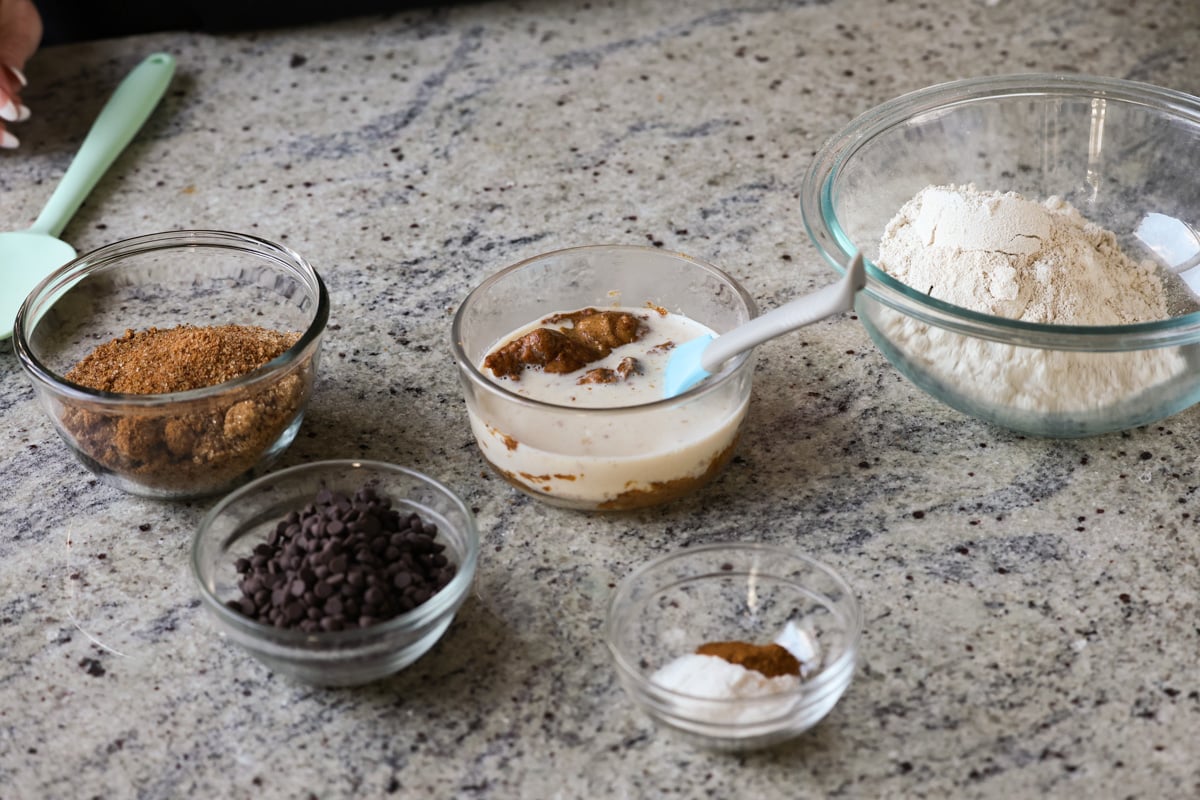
top-left (467, 306), bottom-right (748, 508)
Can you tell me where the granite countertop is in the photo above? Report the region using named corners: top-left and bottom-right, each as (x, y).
top-left (3, 0), bottom-right (1199, 797)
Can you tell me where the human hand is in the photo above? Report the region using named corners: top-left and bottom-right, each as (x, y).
top-left (0, 0), bottom-right (42, 149)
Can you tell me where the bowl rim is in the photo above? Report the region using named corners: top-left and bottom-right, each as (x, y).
top-left (12, 229), bottom-right (330, 405)
top-left (449, 243), bottom-right (760, 412)
top-left (800, 72), bottom-right (1200, 350)
top-left (603, 541), bottom-right (862, 718)
top-left (191, 458), bottom-right (481, 647)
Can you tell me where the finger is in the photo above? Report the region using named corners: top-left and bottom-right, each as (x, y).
top-left (0, 64), bottom-right (31, 129)
top-left (0, 64), bottom-right (28, 115)
top-left (5, 63), bottom-right (26, 87)
top-left (0, 63), bottom-right (26, 99)
top-left (0, 81), bottom-right (29, 124)
top-left (1, 61), bottom-right (31, 98)
top-left (0, 123), bottom-right (18, 149)
top-left (0, 97), bottom-right (29, 121)
top-left (0, 69), bottom-right (18, 103)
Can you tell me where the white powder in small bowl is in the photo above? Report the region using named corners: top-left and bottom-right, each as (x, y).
top-left (648, 621), bottom-right (820, 727)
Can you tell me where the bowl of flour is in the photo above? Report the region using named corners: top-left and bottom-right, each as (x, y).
top-left (800, 74), bottom-right (1200, 437)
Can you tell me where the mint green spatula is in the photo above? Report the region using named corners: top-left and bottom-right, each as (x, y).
top-left (0, 52), bottom-right (175, 341)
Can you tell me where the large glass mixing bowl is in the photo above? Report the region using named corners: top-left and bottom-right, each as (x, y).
top-left (802, 74), bottom-right (1200, 437)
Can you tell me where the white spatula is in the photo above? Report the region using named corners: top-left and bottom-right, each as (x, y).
top-left (663, 253), bottom-right (866, 398)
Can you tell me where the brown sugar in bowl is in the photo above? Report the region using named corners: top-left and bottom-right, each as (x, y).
top-left (14, 230), bottom-right (329, 499)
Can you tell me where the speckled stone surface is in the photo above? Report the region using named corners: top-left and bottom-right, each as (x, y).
top-left (2, 0), bottom-right (1200, 797)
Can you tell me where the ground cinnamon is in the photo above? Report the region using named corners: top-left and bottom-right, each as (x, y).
top-left (483, 308), bottom-right (646, 380)
top-left (577, 356), bottom-right (640, 385)
top-left (695, 640), bottom-right (802, 679)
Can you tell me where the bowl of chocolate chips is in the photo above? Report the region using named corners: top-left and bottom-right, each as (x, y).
top-left (191, 460), bottom-right (480, 686)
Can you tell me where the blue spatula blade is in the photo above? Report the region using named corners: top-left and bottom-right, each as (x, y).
top-left (662, 334), bottom-right (715, 398)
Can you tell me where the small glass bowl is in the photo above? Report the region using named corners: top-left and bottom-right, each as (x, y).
top-left (13, 230), bottom-right (328, 498)
top-left (192, 460), bottom-right (480, 687)
top-left (450, 245), bottom-right (757, 511)
top-left (801, 74), bottom-right (1200, 437)
top-left (604, 543), bottom-right (861, 751)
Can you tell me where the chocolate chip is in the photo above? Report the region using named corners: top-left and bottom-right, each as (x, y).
top-left (228, 483), bottom-right (457, 631)
top-left (79, 657), bottom-right (106, 677)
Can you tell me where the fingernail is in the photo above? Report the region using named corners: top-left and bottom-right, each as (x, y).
top-left (16, 104), bottom-right (30, 122)
top-left (0, 99), bottom-right (17, 122)
top-left (1, 130), bottom-right (18, 149)
top-left (7, 65), bottom-right (27, 87)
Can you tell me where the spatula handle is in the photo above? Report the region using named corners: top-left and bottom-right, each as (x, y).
top-left (31, 53), bottom-right (176, 237)
top-left (700, 253), bottom-right (866, 372)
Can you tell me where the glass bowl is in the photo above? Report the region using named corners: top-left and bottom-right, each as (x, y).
top-left (604, 543), bottom-right (861, 751)
top-left (801, 74), bottom-right (1200, 437)
top-left (13, 230), bottom-right (328, 498)
top-left (450, 244), bottom-right (757, 511)
top-left (192, 460), bottom-right (480, 687)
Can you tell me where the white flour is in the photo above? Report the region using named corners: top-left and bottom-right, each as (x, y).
top-left (876, 184), bottom-right (1185, 414)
